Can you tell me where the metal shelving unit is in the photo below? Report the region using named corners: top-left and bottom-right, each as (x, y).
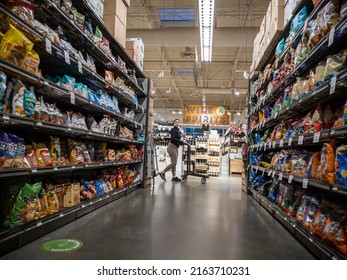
top-left (247, 2), bottom-right (347, 259)
top-left (0, 1), bottom-right (150, 256)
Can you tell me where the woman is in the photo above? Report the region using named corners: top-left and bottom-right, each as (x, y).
top-left (158, 119), bottom-right (189, 182)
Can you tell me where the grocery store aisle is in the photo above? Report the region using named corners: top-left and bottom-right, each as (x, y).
top-left (0, 175), bottom-right (314, 260)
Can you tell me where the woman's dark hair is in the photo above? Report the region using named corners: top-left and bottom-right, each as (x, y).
top-left (173, 119), bottom-right (180, 124)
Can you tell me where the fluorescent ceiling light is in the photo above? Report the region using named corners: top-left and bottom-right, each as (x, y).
top-left (235, 91), bottom-right (240, 96)
top-left (237, 112), bottom-right (241, 116)
top-left (199, 0), bottom-right (215, 62)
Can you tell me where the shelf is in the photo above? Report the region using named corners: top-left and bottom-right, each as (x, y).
top-left (70, 0), bottom-right (146, 93)
top-left (0, 114), bottom-right (144, 145)
top-left (0, 159), bottom-right (142, 179)
top-left (250, 68), bottom-right (347, 134)
top-left (249, 188), bottom-right (346, 259)
top-left (0, 180), bottom-right (142, 256)
top-left (0, 5), bottom-right (145, 112)
top-left (250, 15), bottom-right (347, 120)
top-left (0, 59), bottom-right (144, 129)
top-left (250, 165), bottom-right (334, 194)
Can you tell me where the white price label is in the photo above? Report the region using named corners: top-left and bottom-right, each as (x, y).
top-left (264, 144), bottom-right (267, 151)
top-left (37, 221), bottom-right (42, 227)
top-left (288, 138), bottom-right (293, 146)
top-left (272, 141), bottom-right (276, 148)
top-left (72, 165), bottom-right (76, 169)
top-left (272, 171), bottom-right (276, 178)
top-left (268, 170), bottom-right (272, 176)
top-left (288, 175), bottom-right (294, 184)
top-left (280, 139), bottom-right (284, 147)
top-left (298, 136), bottom-right (304, 145)
top-left (279, 173), bottom-right (283, 181)
top-left (313, 132), bottom-right (321, 143)
top-left (330, 75), bottom-right (337, 95)
top-left (36, 121), bottom-right (42, 126)
top-left (70, 92), bottom-right (75, 104)
top-left (303, 179), bottom-right (309, 189)
top-left (274, 112), bottom-right (279, 119)
top-left (135, 123), bottom-right (138, 129)
top-left (256, 166), bottom-right (259, 171)
top-left (262, 169), bottom-right (265, 176)
top-left (64, 50), bottom-right (70, 64)
top-left (268, 142), bottom-right (272, 149)
top-left (45, 38), bottom-right (52, 54)
top-left (332, 186), bottom-right (338, 191)
top-left (247, 164), bottom-right (250, 171)
top-left (32, 169), bottom-right (37, 173)
top-left (78, 60), bottom-right (83, 73)
top-left (328, 26), bottom-right (335, 47)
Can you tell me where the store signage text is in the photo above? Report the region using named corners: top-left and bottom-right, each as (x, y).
top-left (183, 105), bottom-right (228, 125)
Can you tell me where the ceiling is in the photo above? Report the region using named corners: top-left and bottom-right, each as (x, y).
top-left (126, 0), bottom-right (271, 119)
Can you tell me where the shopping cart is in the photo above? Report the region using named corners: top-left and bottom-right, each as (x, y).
top-left (181, 144), bottom-right (209, 184)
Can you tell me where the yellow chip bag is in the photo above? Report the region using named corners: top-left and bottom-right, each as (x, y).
top-left (0, 25), bottom-right (34, 67)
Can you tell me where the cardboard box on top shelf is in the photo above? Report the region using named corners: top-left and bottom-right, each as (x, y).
top-left (125, 38), bottom-right (144, 70)
top-left (284, 0), bottom-right (297, 28)
top-left (103, 15), bottom-right (126, 48)
top-left (271, 0), bottom-right (285, 31)
top-left (104, 0), bottom-right (127, 26)
top-left (87, 0), bottom-right (104, 21)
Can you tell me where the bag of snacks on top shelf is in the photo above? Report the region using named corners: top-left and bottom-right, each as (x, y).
top-left (5, 0), bottom-right (35, 26)
top-left (341, 0), bottom-right (347, 18)
top-left (25, 144), bottom-right (37, 168)
top-left (0, 25), bottom-right (34, 68)
top-left (3, 181), bottom-right (42, 228)
top-left (319, 0), bottom-right (340, 36)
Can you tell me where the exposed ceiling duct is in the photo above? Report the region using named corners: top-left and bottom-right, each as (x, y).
top-left (126, 27), bottom-right (258, 47)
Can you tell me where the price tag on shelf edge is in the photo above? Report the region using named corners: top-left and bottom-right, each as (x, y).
top-left (78, 60), bottom-right (83, 73)
top-left (288, 137), bottom-right (293, 146)
top-left (45, 37), bottom-right (52, 54)
top-left (330, 75), bottom-right (337, 95)
top-left (272, 171), bottom-right (276, 178)
top-left (268, 170), bottom-right (272, 176)
top-left (268, 142), bottom-right (272, 149)
top-left (70, 91), bottom-right (75, 104)
top-left (313, 132), bottom-right (321, 143)
top-left (328, 26), bottom-right (335, 47)
top-left (298, 135), bottom-right (304, 145)
top-left (262, 169), bottom-right (265, 176)
top-left (280, 139), bottom-right (284, 147)
top-left (64, 50), bottom-right (70, 64)
top-left (279, 173), bottom-right (283, 181)
top-left (272, 141), bottom-right (276, 148)
top-left (303, 179), bottom-right (309, 189)
top-left (288, 175), bottom-right (294, 184)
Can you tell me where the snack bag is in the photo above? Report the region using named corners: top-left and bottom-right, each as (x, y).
top-left (0, 25), bottom-right (34, 67)
top-left (12, 80), bottom-right (36, 118)
top-left (32, 141), bottom-right (53, 166)
top-left (335, 145), bottom-right (347, 186)
top-left (311, 210), bottom-right (329, 238)
top-left (25, 144), bottom-right (37, 168)
top-left (38, 187), bottom-right (49, 218)
top-left (3, 182), bottom-right (42, 228)
top-left (67, 138), bottom-right (84, 165)
top-left (322, 218), bottom-right (347, 254)
top-left (316, 142), bottom-right (336, 184)
top-left (308, 152), bottom-right (321, 178)
top-left (49, 136), bottom-right (62, 166)
top-left (116, 167), bottom-right (124, 188)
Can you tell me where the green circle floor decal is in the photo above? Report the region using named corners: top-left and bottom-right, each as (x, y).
top-left (41, 239), bottom-right (83, 252)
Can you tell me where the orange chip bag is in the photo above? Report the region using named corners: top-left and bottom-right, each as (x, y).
top-left (311, 211), bottom-right (328, 238)
top-left (316, 142), bottom-right (336, 184)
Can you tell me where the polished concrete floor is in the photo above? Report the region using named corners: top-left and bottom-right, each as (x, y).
top-left (0, 175), bottom-right (315, 260)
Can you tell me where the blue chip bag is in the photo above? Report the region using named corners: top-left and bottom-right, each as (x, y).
top-left (336, 145), bottom-right (347, 187)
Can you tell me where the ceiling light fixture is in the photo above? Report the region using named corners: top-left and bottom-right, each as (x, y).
top-left (157, 70), bottom-right (164, 78)
top-left (243, 71), bottom-right (250, 79)
top-left (198, 0), bottom-right (215, 62)
top-left (235, 90), bottom-right (240, 96)
top-left (237, 112), bottom-right (241, 116)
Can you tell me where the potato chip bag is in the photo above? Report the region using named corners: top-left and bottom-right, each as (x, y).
top-left (3, 181), bottom-right (42, 228)
top-left (335, 145), bottom-right (347, 186)
top-left (0, 25), bottom-right (34, 67)
top-left (32, 141), bottom-right (53, 166)
top-left (311, 211), bottom-right (328, 238)
top-left (12, 80), bottom-right (36, 118)
top-left (67, 138), bottom-right (84, 165)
